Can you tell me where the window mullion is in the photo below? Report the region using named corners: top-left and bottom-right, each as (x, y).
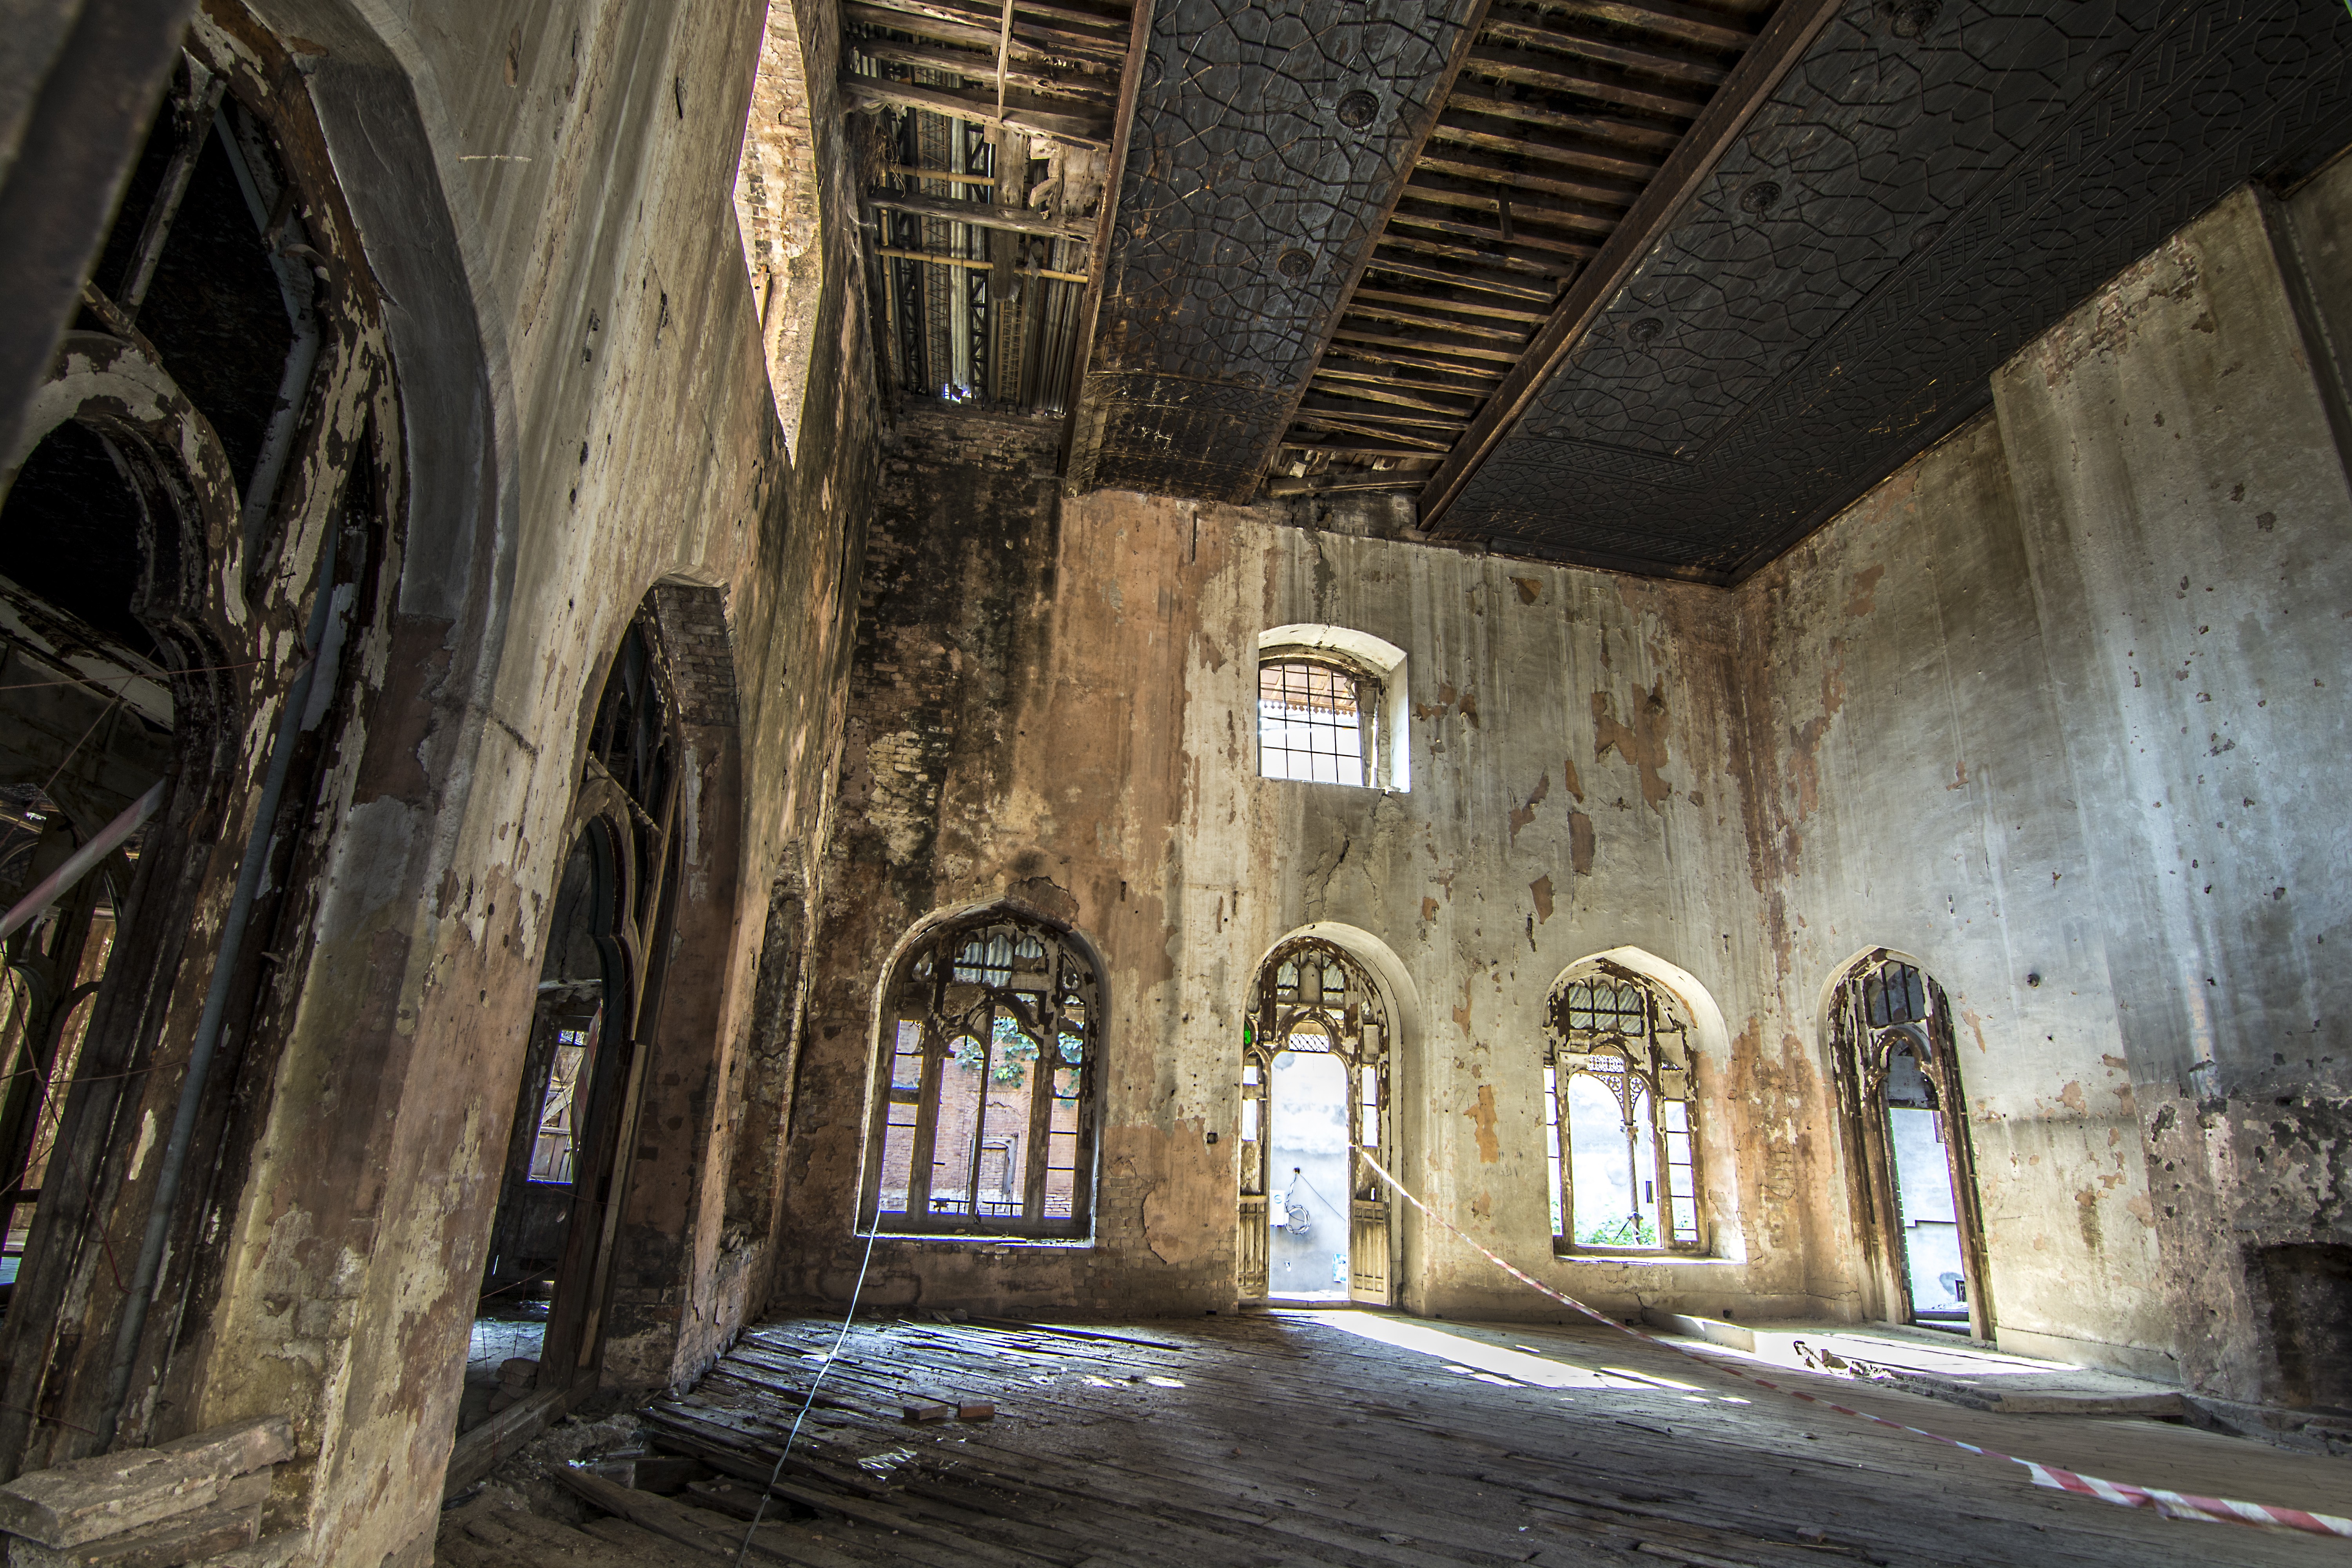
top-left (1023, 978), bottom-right (1058, 1225)
top-left (907, 1020), bottom-right (944, 1222)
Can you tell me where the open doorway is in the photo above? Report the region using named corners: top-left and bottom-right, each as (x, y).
top-left (1828, 955), bottom-right (1990, 1338)
top-left (454, 611), bottom-right (682, 1453)
top-left (1239, 936), bottom-right (1392, 1306)
top-left (1267, 1049), bottom-right (1350, 1300)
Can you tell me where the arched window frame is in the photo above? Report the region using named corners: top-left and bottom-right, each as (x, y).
top-left (859, 908), bottom-right (1105, 1242)
top-left (1255, 624), bottom-right (1409, 792)
top-left (1544, 969), bottom-right (1705, 1256)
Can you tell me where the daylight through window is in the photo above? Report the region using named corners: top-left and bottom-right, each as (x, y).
top-left (862, 912), bottom-right (1101, 1239)
top-left (1259, 658), bottom-right (1372, 786)
top-left (1544, 974), bottom-right (1702, 1253)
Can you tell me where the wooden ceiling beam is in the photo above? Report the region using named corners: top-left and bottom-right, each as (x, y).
top-left (848, 36), bottom-right (1120, 102)
top-left (1353, 284), bottom-right (1548, 325)
top-left (1429, 116), bottom-right (1659, 186)
top-left (843, 78), bottom-right (1112, 145)
top-left (848, 0), bottom-right (1128, 65)
top-left (1479, 8), bottom-right (1733, 86)
top-left (1399, 170), bottom-right (1622, 233)
top-left (1313, 358), bottom-right (1502, 399)
top-left (1415, 140), bottom-right (1645, 208)
top-left (1546, 0), bottom-right (1760, 53)
top-left (1361, 252), bottom-right (1561, 303)
top-left (1330, 324), bottom-right (1524, 365)
top-left (1461, 45), bottom-right (1715, 119)
top-left (1420, 0), bottom-right (1844, 530)
top-left (1439, 89), bottom-right (1684, 160)
top-left (1384, 201), bottom-right (1598, 260)
top-left (1321, 341), bottom-right (1513, 379)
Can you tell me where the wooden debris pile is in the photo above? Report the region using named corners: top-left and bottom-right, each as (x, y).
top-left (0, 1416), bottom-right (294, 1567)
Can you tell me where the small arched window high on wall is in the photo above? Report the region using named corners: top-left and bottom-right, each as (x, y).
top-left (861, 911), bottom-right (1103, 1240)
top-left (1543, 971), bottom-right (1703, 1254)
top-left (1255, 625), bottom-right (1409, 791)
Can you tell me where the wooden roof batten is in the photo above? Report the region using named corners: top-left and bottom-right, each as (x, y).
top-left (1405, 0), bottom-right (1845, 524)
top-left (1274, 0), bottom-right (1837, 505)
top-left (843, 0), bottom-right (1150, 416)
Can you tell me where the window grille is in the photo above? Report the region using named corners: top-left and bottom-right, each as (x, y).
top-left (1544, 973), bottom-right (1702, 1253)
top-left (1258, 659), bottom-right (1373, 786)
top-left (862, 912), bottom-right (1101, 1239)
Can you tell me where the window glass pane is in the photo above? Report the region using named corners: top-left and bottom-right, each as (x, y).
top-left (1258, 660), bottom-right (1366, 786)
top-left (1568, 1067), bottom-right (1661, 1248)
top-left (877, 1105), bottom-right (917, 1217)
top-left (929, 1036), bottom-right (985, 1218)
top-left (1543, 1064), bottom-right (1563, 1238)
top-left (1241, 1097), bottom-right (1259, 1142)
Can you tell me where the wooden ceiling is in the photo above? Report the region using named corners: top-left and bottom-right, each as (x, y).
top-left (1275, 0), bottom-right (1788, 497)
top-left (840, 0), bottom-right (2352, 583)
top-left (842, 0), bottom-right (1142, 415)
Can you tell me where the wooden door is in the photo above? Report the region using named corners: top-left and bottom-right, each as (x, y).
top-left (1349, 1199), bottom-right (1390, 1303)
top-left (1237, 1039), bottom-right (1269, 1299)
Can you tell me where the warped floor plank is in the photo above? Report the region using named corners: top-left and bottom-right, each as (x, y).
top-left (570, 1308), bottom-right (2351, 1566)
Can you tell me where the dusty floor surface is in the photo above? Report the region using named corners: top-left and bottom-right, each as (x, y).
top-left (437, 1308), bottom-right (2352, 1565)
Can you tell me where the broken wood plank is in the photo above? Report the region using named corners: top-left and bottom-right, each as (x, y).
top-left (867, 192), bottom-right (1095, 240)
top-left (0, 1418), bottom-right (290, 1549)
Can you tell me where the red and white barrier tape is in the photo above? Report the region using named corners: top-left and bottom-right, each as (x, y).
top-left (1350, 1145), bottom-right (2352, 1543)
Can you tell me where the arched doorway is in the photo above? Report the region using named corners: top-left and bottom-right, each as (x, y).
top-left (456, 608), bottom-right (683, 1449)
top-left (1826, 953), bottom-right (1991, 1338)
top-left (1240, 936), bottom-right (1392, 1306)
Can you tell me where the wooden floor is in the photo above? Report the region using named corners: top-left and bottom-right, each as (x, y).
top-left (439, 1308), bottom-right (2352, 1566)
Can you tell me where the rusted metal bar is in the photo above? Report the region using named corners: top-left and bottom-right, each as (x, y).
top-left (0, 780), bottom-right (164, 943)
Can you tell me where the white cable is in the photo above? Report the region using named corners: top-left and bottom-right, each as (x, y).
top-left (734, 1209), bottom-right (881, 1563)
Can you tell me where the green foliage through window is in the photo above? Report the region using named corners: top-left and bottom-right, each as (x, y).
top-left (1577, 1214), bottom-right (1658, 1249)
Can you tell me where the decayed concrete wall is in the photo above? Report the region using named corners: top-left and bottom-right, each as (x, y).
top-left (781, 166), bottom-right (2352, 1405)
top-left (1988, 170), bottom-right (2352, 1405)
top-left (132, 0), bottom-right (876, 1563)
top-left (779, 411), bottom-right (1848, 1325)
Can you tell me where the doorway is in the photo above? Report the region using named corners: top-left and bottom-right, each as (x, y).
top-left (1239, 936), bottom-right (1392, 1306)
top-left (1828, 955), bottom-right (1990, 1338)
top-left (1267, 1049), bottom-right (1350, 1300)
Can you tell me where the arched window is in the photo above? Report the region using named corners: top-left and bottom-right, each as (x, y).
top-left (1826, 953), bottom-right (1988, 1336)
top-left (1544, 971), bottom-right (1703, 1254)
top-left (862, 911), bottom-right (1102, 1239)
top-left (1255, 625), bottom-right (1408, 791)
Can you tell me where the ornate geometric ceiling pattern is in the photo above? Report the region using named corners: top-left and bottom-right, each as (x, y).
top-left (1427, 0), bottom-right (2352, 582)
top-left (1065, 0), bottom-right (1482, 499)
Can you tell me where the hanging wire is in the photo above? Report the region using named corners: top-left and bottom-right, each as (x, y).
top-left (733, 1200), bottom-right (883, 1563)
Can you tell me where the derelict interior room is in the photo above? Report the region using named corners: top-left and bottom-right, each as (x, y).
top-left (2, 0), bottom-right (2351, 1563)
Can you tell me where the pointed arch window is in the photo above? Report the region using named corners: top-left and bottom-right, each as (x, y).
top-left (862, 911), bottom-right (1102, 1240)
top-left (1544, 974), bottom-right (1704, 1254)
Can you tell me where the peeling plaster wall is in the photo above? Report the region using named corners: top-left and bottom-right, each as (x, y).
top-left (149, 0), bottom-right (875, 1563)
top-left (781, 170), bottom-right (2352, 1406)
top-left (779, 410), bottom-right (1840, 1326)
top-left (1987, 171), bottom-right (2352, 1402)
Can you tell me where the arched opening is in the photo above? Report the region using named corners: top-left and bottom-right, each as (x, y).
top-left (1241, 935), bottom-right (1395, 1305)
top-left (0, 10), bottom-right (396, 1471)
top-left (1542, 962), bottom-right (1705, 1256)
top-left (454, 606), bottom-right (685, 1449)
top-left (1825, 951), bottom-right (1991, 1339)
top-left (858, 907), bottom-right (1104, 1240)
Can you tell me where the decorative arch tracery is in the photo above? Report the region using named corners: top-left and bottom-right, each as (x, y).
top-left (1240, 935), bottom-right (1393, 1302)
top-left (861, 908), bottom-right (1103, 1240)
top-left (1543, 965), bottom-right (1703, 1254)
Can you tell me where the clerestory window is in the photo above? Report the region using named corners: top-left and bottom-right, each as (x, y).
top-left (1258, 658), bottom-right (1374, 786)
top-left (860, 911), bottom-right (1102, 1240)
top-left (1543, 973), bottom-right (1703, 1254)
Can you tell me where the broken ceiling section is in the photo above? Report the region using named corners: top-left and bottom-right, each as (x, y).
top-left (1063, 0), bottom-right (1485, 501)
top-left (842, 0), bottom-right (1144, 415)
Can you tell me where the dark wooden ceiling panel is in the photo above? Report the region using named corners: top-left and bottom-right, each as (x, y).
top-left (1423, 0), bottom-right (2352, 583)
top-left (1064, 0), bottom-right (1488, 500)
